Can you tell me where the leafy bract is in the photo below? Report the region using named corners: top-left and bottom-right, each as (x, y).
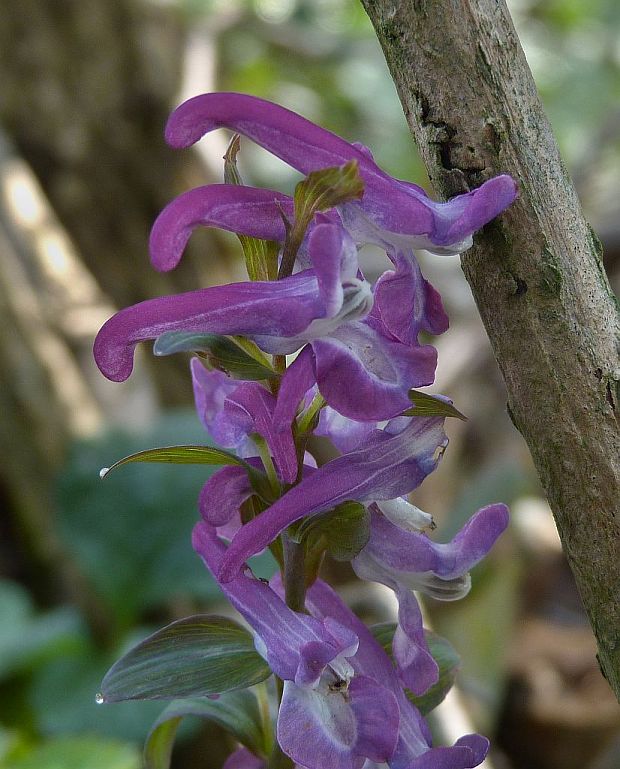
top-left (404, 390), bottom-right (467, 421)
top-left (154, 331), bottom-right (277, 381)
top-left (100, 615), bottom-right (271, 702)
top-left (144, 691), bottom-right (266, 769)
top-left (224, 134), bottom-right (280, 281)
top-left (293, 501), bottom-right (370, 562)
top-left (279, 160), bottom-right (364, 278)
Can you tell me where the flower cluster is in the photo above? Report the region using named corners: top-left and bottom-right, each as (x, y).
top-left (94, 93), bottom-right (516, 769)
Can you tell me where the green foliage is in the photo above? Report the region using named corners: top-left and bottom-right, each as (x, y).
top-left (54, 412), bottom-right (224, 628)
top-left (100, 616), bottom-right (271, 702)
top-left (3, 735), bottom-right (140, 769)
top-left (0, 581), bottom-right (83, 681)
top-left (404, 391), bottom-right (467, 421)
top-left (292, 501), bottom-right (370, 562)
top-left (154, 332), bottom-right (277, 380)
top-left (144, 691), bottom-right (266, 769)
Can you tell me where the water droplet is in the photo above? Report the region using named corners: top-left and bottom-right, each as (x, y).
top-left (99, 467), bottom-right (109, 479)
top-left (95, 692), bottom-right (105, 704)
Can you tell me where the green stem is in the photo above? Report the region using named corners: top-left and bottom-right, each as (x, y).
top-left (267, 678), bottom-right (292, 769)
top-left (282, 532), bottom-right (307, 613)
top-left (256, 681), bottom-right (274, 757)
top-left (297, 392), bottom-right (326, 435)
top-left (253, 434), bottom-right (281, 496)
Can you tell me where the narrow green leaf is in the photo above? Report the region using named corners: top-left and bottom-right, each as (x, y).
top-left (100, 616), bottom-right (271, 703)
top-left (230, 336), bottom-right (276, 370)
top-left (154, 332), bottom-right (277, 381)
top-left (224, 134), bottom-right (279, 281)
top-left (370, 623), bottom-right (460, 714)
top-left (223, 134), bottom-right (244, 187)
top-left (294, 501), bottom-right (370, 562)
top-left (403, 391), bottom-right (467, 421)
top-left (99, 445), bottom-right (245, 479)
top-left (144, 691), bottom-right (266, 769)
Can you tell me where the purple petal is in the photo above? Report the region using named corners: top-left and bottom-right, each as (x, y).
top-left (305, 581), bottom-right (435, 763)
top-left (359, 504), bottom-right (509, 582)
top-left (223, 382), bottom-right (298, 484)
top-left (149, 185), bottom-right (293, 272)
top-left (165, 92), bottom-right (392, 185)
top-left (308, 223), bottom-right (359, 316)
top-left (391, 588), bottom-right (438, 696)
top-left (311, 322), bottom-right (437, 420)
top-left (277, 676), bottom-right (399, 769)
top-left (192, 522), bottom-right (357, 683)
top-left (339, 174), bottom-right (517, 253)
top-left (405, 735), bottom-right (489, 769)
top-left (94, 271), bottom-right (325, 381)
top-left (191, 360), bottom-right (246, 447)
top-left (164, 94), bottom-right (516, 252)
top-left (315, 407), bottom-right (377, 453)
top-left (218, 417), bottom-right (447, 582)
top-left (371, 253), bottom-right (449, 346)
top-left (273, 345), bottom-right (316, 431)
top-left (199, 466), bottom-right (253, 527)
top-left (347, 676), bottom-right (400, 762)
top-left (222, 748), bottom-right (264, 769)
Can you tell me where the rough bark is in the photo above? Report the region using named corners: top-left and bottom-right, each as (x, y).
top-left (360, 0), bottom-right (620, 699)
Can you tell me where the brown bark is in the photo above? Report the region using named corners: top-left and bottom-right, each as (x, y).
top-left (360, 0), bottom-right (620, 700)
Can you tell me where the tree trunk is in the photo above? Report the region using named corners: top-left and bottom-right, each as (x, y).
top-left (0, 0), bottom-right (237, 405)
top-left (360, 0), bottom-right (620, 700)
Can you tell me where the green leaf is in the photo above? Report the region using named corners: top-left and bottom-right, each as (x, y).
top-left (224, 134), bottom-right (279, 281)
top-left (55, 411), bottom-right (224, 628)
top-left (99, 445), bottom-right (246, 479)
top-left (0, 580), bottom-right (84, 681)
top-left (153, 332), bottom-right (277, 381)
top-left (5, 736), bottom-right (140, 769)
top-left (144, 691), bottom-right (266, 769)
top-left (279, 160), bottom-right (364, 279)
top-left (294, 501), bottom-right (370, 562)
top-left (100, 616), bottom-right (271, 702)
top-left (293, 160), bottom-right (364, 224)
top-left (370, 623), bottom-right (460, 715)
top-left (403, 391), bottom-right (467, 421)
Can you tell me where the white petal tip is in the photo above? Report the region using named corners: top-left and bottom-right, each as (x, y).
top-left (99, 467), bottom-right (110, 479)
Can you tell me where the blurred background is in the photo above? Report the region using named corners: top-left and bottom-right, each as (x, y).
top-left (0, 1), bottom-right (619, 767)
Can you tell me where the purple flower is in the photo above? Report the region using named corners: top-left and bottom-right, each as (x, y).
top-left (150, 176), bottom-right (448, 349)
top-left (217, 415), bottom-right (448, 583)
top-left (352, 503), bottom-right (509, 694)
top-left (192, 345), bottom-right (316, 484)
top-left (164, 92), bottom-right (517, 255)
top-left (305, 579), bottom-right (490, 769)
top-left (93, 222), bottom-right (372, 382)
top-left (192, 522), bottom-right (400, 769)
